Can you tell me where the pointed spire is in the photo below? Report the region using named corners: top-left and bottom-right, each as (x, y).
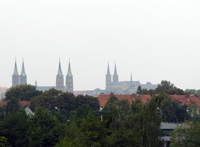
top-left (130, 72), bottom-right (132, 82)
top-left (114, 63), bottom-right (117, 75)
top-left (67, 60), bottom-right (72, 77)
top-left (57, 59), bottom-right (63, 76)
top-left (106, 62), bottom-right (111, 75)
top-left (13, 59), bottom-right (19, 75)
top-left (20, 59), bottom-right (26, 76)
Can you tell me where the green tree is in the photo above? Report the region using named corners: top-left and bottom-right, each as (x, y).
top-left (55, 122), bottom-right (84, 147)
top-left (137, 86), bottom-right (142, 94)
top-left (0, 136), bottom-right (7, 147)
top-left (0, 108), bottom-right (29, 147)
top-left (5, 84), bottom-right (42, 101)
top-left (171, 122), bottom-right (200, 147)
top-left (27, 107), bottom-right (65, 147)
top-left (75, 95), bottom-right (99, 111)
top-left (30, 88), bottom-right (63, 111)
top-left (80, 112), bottom-right (109, 146)
top-left (155, 80), bottom-right (184, 95)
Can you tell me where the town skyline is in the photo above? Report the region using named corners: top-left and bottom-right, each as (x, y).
top-left (1, 0), bottom-right (200, 90)
top-left (0, 57), bottom-right (199, 91)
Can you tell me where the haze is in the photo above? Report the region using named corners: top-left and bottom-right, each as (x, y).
top-left (0, 0), bottom-right (200, 90)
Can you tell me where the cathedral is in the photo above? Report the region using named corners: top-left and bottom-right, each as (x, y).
top-left (12, 60), bottom-right (27, 86)
top-left (105, 63), bottom-right (157, 94)
top-left (12, 60), bottom-right (73, 93)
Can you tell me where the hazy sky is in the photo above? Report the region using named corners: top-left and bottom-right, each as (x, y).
top-left (0, 0), bottom-right (200, 90)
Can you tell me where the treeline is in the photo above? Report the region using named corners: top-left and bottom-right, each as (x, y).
top-left (137, 80), bottom-right (188, 96)
top-left (1, 82), bottom-right (200, 146)
top-left (0, 87), bottom-right (164, 147)
top-left (1, 85), bottom-right (99, 118)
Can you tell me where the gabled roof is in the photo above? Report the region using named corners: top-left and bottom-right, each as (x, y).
top-left (0, 101), bottom-right (30, 107)
top-left (169, 95), bottom-right (200, 106)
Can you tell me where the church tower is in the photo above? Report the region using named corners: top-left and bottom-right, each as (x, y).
top-left (66, 61), bottom-right (73, 93)
top-left (56, 60), bottom-right (64, 91)
top-left (20, 60), bottom-right (27, 85)
top-left (12, 60), bottom-right (20, 87)
top-left (113, 63), bottom-right (118, 82)
top-left (105, 63), bottom-right (111, 90)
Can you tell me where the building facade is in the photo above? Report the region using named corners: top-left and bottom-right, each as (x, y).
top-left (36, 60), bottom-right (73, 93)
top-left (12, 60), bottom-right (27, 87)
top-left (12, 60), bottom-right (73, 93)
top-left (105, 63), bottom-right (157, 94)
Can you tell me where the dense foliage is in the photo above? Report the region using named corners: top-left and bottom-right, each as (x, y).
top-left (1, 83), bottom-right (200, 146)
top-left (138, 80), bottom-right (185, 95)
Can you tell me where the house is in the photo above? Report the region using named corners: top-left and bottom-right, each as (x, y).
top-left (97, 93), bottom-right (200, 110)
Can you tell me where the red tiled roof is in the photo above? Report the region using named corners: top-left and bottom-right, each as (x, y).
top-left (0, 101), bottom-right (30, 107)
top-left (0, 101), bottom-right (8, 106)
top-left (98, 94), bottom-right (200, 107)
top-left (169, 95), bottom-right (200, 106)
top-left (98, 94), bottom-right (151, 107)
top-left (19, 101), bottom-right (30, 107)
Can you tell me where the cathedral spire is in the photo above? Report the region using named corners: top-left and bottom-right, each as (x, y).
top-left (13, 59), bottom-right (19, 75)
top-left (114, 63), bottom-right (117, 75)
top-left (67, 60), bottom-right (72, 77)
top-left (66, 60), bottom-right (73, 93)
top-left (12, 59), bottom-right (20, 86)
top-left (57, 59), bottom-right (63, 76)
top-left (113, 63), bottom-right (118, 82)
top-left (20, 59), bottom-right (26, 76)
top-left (106, 62), bottom-right (111, 75)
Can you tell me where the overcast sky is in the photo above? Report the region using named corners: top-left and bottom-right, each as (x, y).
top-left (0, 0), bottom-right (200, 90)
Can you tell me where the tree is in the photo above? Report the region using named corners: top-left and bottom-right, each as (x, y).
top-left (0, 108), bottom-right (29, 147)
top-left (55, 122), bottom-right (84, 147)
top-left (5, 84), bottom-right (42, 101)
top-left (171, 122), bottom-right (200, 147)
top-left (30, 88), bottom-right (63, 111)
top-left (0, 136), bottom-right (7, 147)
top-left (137, 86), bottom-right (142, 94)
top-left (155, 80), bottom-right (184, 95)
top-left (80, 112), bottom-right (109, 146)
top-left (27, 107), bottom-right (65, 147)
top-left (153, 94), bottom-right (189, 122)
top-left (75, 95), bottom-right (99, 111)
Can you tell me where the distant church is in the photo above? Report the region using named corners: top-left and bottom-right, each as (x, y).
top-left (12, 60), bottom-right (73, 93)
top-left (12, 60), bottom-right (27, 86)
top-left (105, 63), bottom-right (157, 94)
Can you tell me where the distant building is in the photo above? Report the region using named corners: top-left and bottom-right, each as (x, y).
top-left (105, 63), bottom-right (157, 94)
top-left (11, 59), bottom-right (74, 93)
top-left (12, 59), bottom-right (27, 87)
top-left (36, 60), bottom-right (73, 93)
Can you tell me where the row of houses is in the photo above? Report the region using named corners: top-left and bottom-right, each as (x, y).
top-left (97, 93), bottom-right (200, 109)
top-left (1, 93), bottom-right (200, 108)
